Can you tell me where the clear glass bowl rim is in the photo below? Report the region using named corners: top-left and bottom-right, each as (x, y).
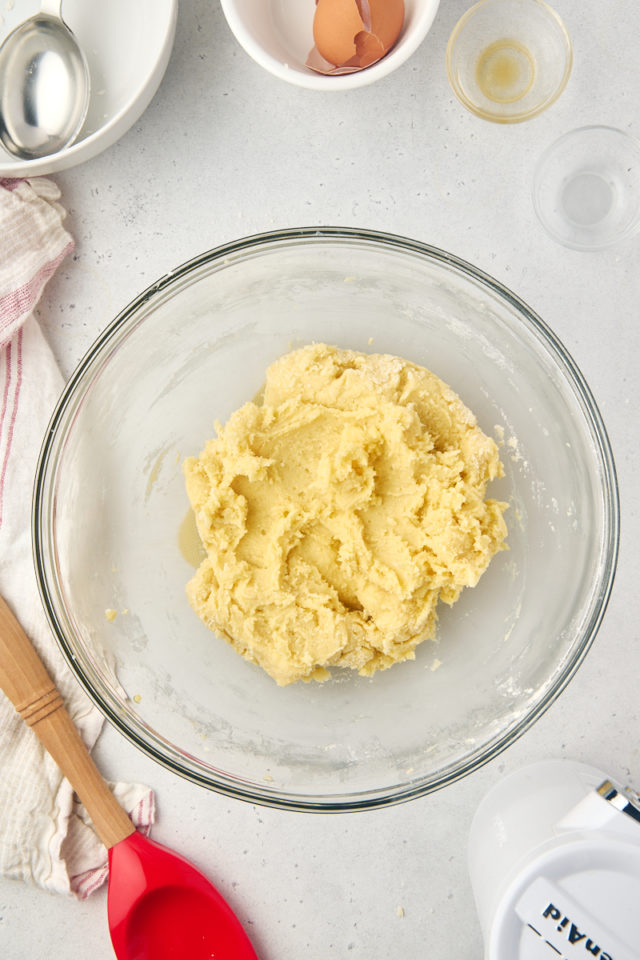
top-left (532, 124), bottom-right (640, 250)
top-left (445, 0), bottom-right (573, 124)
top-left (32, 226), bottom-right (620, 812)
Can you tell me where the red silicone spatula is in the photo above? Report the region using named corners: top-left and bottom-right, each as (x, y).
top-left (0, 595), bottom-right (259, 960)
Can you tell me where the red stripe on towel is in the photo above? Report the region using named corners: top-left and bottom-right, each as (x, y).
top-left (0, 240), bottom-right (74, 349)
top-left (0, 179), bottom-right (26, 192)
top-left (0, 330), bottom-right (23, 528)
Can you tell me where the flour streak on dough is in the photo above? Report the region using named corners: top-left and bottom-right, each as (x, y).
top-left (183, 344), bottom-right (508, 685)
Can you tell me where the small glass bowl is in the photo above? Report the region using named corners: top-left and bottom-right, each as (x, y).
top-left (446, 0), bottom-right (572, 123)
top-left (533, 126), bottom-right (640, 250)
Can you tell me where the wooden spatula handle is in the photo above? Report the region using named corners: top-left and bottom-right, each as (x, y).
top-left (0, 595), bottom-right (135, 849)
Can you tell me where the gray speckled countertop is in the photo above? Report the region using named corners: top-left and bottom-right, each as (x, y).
top-left (2, 1), bottom-right (640, 957)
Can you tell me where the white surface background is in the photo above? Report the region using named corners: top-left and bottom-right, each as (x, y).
top-left (2, 0), bottom-right (640, 957)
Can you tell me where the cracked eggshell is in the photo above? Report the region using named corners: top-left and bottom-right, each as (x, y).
top-left (310, 0), bottom-right (405, 72)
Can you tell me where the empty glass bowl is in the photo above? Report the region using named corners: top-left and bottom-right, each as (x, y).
top-left (34, 228), bottom-right (618, 811)
top-left (533, 126), bottom-right (640, 250)
top-left (446, 0), bottom-right (572, 123)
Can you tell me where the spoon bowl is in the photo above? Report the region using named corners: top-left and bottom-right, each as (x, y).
top-left (0, 7), bottom-right (89, 159)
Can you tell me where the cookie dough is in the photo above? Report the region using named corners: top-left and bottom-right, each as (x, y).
top-left (184, 343), bottom-right (507, 685)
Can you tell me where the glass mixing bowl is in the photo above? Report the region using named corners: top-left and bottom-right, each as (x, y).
top-left (33, 228), bottom-right (618, 811)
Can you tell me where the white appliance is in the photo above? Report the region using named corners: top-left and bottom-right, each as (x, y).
top-left (468, 760), bottom-right (640, 960)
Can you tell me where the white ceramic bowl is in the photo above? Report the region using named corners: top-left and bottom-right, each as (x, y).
top-left (219, 0), bottom-right (441, 90)
top-left (0, 0), bottom-right (177, 177)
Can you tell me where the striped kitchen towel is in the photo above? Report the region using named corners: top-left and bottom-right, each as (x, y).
top-left (0, 177), bottom-right (154, 900)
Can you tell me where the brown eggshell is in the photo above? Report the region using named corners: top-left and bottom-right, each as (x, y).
top-left (313, 0), bottom-right (365, 67)
top-left (362, 0), bottom-right (405, 58)
top-left (310, 0), bottom-right (405, 72)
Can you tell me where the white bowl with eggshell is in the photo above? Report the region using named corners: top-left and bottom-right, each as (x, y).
top-left (219, 0), bottom-right (441, 89)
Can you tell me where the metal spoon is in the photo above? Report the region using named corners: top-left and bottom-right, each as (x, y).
top-left (0, 0), bottom-right (89, 159)
top-left (0, 595), bottom-right (260, 960)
